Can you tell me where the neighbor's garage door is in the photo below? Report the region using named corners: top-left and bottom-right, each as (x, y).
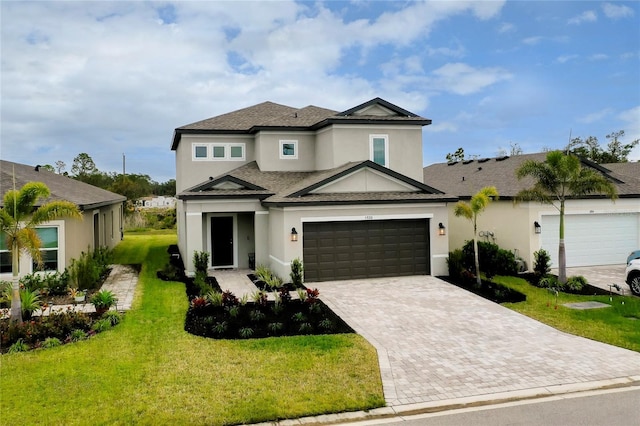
top-left (303, 219), bottom-right (430, 282)
top-left (541, 213), bottom-right (639, 267)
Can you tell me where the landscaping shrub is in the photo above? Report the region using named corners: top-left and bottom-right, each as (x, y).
top-left (461, 240), bottom-right (518, 278)
top-left (185, 289), bottom-right (354, 339)
top-left (564, 275), bottom-right (587, 293)
top-left (68, 247), bottom-right (112, 290)
top-left (290, 258), bottom-right (304, 287)
top-left (0, 309), bottom-right (122, 353)
top-left (193, 251), bottom-right (209, 276)
top-left (447, 249), bottom-right (465, 280)
top-left (533, 249), bottom-right (551, 283)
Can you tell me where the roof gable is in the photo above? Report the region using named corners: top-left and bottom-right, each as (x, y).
top-left (289, 161), bottom-right (443, 197)
top-left (184, 175), bottom-right (266, 193)
top-left (337, 97), bottom-right (420, 118)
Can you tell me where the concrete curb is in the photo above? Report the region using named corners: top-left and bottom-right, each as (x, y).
top-left (251, 376), bottom-right (640, 425)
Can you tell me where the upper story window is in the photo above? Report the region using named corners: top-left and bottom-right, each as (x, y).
top-left (370, 134), bottom-right (389, 167)
top-left (192, 143), bottom-right (245, 161)
top-left (279, 140), bottom-right (298, 159)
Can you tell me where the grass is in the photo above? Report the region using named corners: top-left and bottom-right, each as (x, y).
top-left (0, 232), bottom-right (384, 425)
top-left (494, 275), bottom-right (640, 353)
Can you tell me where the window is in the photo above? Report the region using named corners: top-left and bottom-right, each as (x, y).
top-left (370, 134), bottom-right (388, 167)
top-left (194, 145), bottom-right (208, 159)
top-left (213, 145), bottom-right (226, 158)
top-left (32, 227), bottom-right (58, 271)
top-left (192, 143), bottom-right (245, 161)
top-left (279, 140), bottom-right (298, 159)
top-left (0, 233), bottom-right (11, 273)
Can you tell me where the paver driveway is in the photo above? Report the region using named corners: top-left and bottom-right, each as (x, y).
top-left (315, 276), bottom-right (640, 407)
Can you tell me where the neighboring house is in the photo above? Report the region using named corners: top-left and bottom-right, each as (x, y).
top-left (423, 153), bottom-right (640, 270)
top-left (137, 196), bottom-right (176, 208)
top-left (172, 98), bottom-right (455, 281)
top-left (0, 160), bottom-right (126, 278)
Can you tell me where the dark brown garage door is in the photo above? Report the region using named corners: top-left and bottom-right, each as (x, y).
top-left (303, 219), bottom-right (430, 282)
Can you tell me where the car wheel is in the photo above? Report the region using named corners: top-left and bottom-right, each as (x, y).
top-left (629, 273), bottom-right (640, 296)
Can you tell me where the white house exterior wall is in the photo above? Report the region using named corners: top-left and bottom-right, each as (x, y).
top-left (255, 131), bottom-right (316, 171)
top-left (446, 198), bottom-right (639, 272)
top-left (266, 203), bottom-right (450, 280)
top-left (175, 134), bottom-right (255, 192)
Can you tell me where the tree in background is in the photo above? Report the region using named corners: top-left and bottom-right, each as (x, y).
top-left (0, 181), bottom-right (81, 323)
top-left (446, 147), bottom-right (465, 162)
top-left (55, 160), bottom-right (66, 174)
top-left (71, 152), bottom-right (97, 180)
top-left (516, 151), bottom-right (617, 284)
top-left (453, 186), bottom-right (499, 287)
top-left (567, 130), bottom-right (638, 163)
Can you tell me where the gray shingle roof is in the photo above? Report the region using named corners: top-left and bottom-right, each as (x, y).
top-left (423, 153), bottom-right (640, 198)
top-left (0, 160), bottom-right (126, 210)
top-left (178, 161), bottom-right (455, 206)
top-left (171, 98), bottom-right (431, 150)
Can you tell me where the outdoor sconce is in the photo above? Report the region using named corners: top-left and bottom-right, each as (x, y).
top-left (290, 227), bottom-right (298, 242)
top-left (438, 223), bottom-right (446, 236)
top-left (534, 221), bottom-right (541, 234)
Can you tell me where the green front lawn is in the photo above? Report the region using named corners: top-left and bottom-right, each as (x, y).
top-left (494, 275), bottom-right (640, 352)
top-left (0, 233), bottom-right (384, 425)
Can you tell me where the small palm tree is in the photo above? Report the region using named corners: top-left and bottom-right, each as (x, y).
top-left (0, 180), bottom-right (82, 324)
top-left (516, 151), bottom-right (617, 284)
top-left (454, 186), bottom-right (499, 286)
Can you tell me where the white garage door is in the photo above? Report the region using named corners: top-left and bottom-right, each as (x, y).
top-left (541, 213), bottom-right (639, 267)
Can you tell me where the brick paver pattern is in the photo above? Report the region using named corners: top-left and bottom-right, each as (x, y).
top-left (315, 276), bottom-right (640, 407)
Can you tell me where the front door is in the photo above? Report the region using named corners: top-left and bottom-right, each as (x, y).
top-left (211, 216), bottom-right (233, 267)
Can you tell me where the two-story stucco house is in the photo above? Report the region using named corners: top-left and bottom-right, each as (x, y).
top-left (172, 98), bottom-right (455, 281)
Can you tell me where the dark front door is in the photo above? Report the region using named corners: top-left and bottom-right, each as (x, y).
top-left (211, 216), bottom-right (233, 267)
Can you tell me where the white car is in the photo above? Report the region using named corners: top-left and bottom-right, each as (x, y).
top-left (626, 258), bottom-right (640, 296)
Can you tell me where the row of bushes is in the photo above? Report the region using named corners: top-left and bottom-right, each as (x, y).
top-left (448, 242), bottom-right (589, 294)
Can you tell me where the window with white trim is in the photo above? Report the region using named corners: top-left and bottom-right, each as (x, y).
top-left (370, 134), bottom-right (389, 167)
top-left (193, 144), bottom-right (208, 160)
top-left (192, 143), bottom-right (245, 161)
top-left (279, 140), bottom-right (298, 159)
top-left (0, 233), bottom-right (11, 273)
top-left (32, 227), bottom-right (59, 272)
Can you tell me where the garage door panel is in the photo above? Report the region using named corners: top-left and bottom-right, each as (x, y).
top-left (303, 219), bottom-right (430, 282)
top-left (541, 213), bottom-right (638, 267)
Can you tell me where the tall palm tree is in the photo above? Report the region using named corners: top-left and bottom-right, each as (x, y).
top-left (516, 151), bottom-right (617, 284)
top-left (0, 180), bottom-right (82, 324)
top-left (454, 186), bottom-right (499, 286)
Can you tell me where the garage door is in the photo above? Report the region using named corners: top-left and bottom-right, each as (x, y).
top-left (303, 219), bottom-right (430, 282)
top-left (541, 213), bottom-right (639, 267)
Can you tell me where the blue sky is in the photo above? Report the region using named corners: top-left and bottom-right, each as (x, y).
top-left (1, 1), bottom-right (638, 184)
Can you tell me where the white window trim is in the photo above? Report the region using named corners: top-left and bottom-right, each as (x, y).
top-left (279, 140), bottom-right (298, 159)
top-left (192, 142), bottom-right (245, 161)
top-left (369, 134), bottom-right (389, 167)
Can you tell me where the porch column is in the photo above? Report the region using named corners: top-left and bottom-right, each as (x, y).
top-left (254, 211), bottom-right (269, 268)
top-left (185, 212), bottom-right (203, 276)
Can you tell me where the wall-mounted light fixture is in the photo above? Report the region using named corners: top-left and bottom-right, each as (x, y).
top-left (290, 227), bottom-right (298, 242)
top-left (534, 221), bottom-right (541, 234)
top-left (438, 222), bottom-right (446, 236)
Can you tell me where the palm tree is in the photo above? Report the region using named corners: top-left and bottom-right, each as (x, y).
top-left (516, 151), bottom-right (617, 284)
top-left (0, 180), bottom-right (82, 324)
top-left (454, 186), bottom-right (499, 286)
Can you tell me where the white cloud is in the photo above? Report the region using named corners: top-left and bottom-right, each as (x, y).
top-left (498, 22), bottom-right (515, 33)
top-left (602, 3), bottom-right (635, 19)
top-left (425, 121), bottom-right (458, 133)
top-left (568, 10), bottom-right (597, 25)
top-left (431, 63), bottom-right (512, 95)
top-left (578, 108), bottom-right (613, 123)
top-left (589, 53), bottom-right (608, 61)
top-left (522, 36), bottom-right (543, 45)
top-left (618, 106), bottom-right (640, 161)
top-left (556, 54), bottom-right (579, 63)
